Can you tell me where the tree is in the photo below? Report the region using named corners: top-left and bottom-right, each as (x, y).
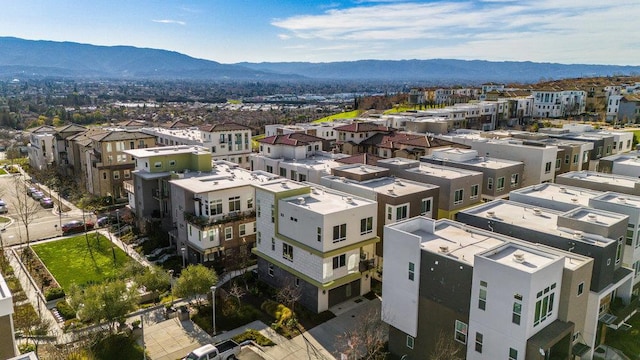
top-left (9, 176), bottom-right (41, 252)
top-left (134, 266), bottom-right (171, 300)
top-left (69, 280), bottom-right (139, 333)
top-left (275, 280), bottom-right (302, 317)
top-left (227, 281), bottom-right (245, 309)
top-left (335, 307), bottom-right (388, 360)
top-left (173, 264), bottom-right (218, 305)
top-left (430, 331), bottom-right (464, 360)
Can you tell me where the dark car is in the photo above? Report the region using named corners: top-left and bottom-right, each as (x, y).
top-left (39, 197), bottom-right (54, 208)
top-left (61, 220), bottom-right (94, 235)
top-left (96, 216), bottom-right (116, 227)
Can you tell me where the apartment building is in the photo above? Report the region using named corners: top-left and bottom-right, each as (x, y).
top-left (0, 274), bottom-right (16, 359)
top-left (421, 147), bottom-right (524, 201)
top-left (532, 90), bottom-right (586, 118)
top-left (556, 171), bottom-right (640, 196)
top-left (123, 145), bottom-right (213, 232)
top-left (264, 122), bottom-right (338, 150)
top-left (27, 125), bottom-right (56, 171)
top-left (170, 162), bottom-right (278, 267)
top-left (457, 200), bottom-right (635, 357)
top-left (598, 151), bottom-right (640, 177)
top-left (52, 123), bottom-right (87, 176)
top-left (377, 157), bottom-right (482, 219)
top-left (617, 95), bottom-right (640, 124)
top-left (382, 217), bottom-right (593, 360)
top-left (253, 180), bottom-right (378, 313)
top-left (320, 163), bottom-right (439, 270)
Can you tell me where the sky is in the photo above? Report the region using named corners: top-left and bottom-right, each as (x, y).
top-left (2, 0), bottom-right (639, 65)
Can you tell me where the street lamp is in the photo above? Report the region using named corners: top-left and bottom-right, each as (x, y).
top-left (181, 247), bottom-right (186, 268)
top-left (211, 285), bottom-right (217, 336)
top-left (141, 315), bottom-right (146, 360)
top-left (168, 269), bottom-right (174, 305)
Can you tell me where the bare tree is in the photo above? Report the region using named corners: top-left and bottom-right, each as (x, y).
top-left (335, 307), bottom-right (388, 360)
top-left (276, 280), bottom-right (302, 316)
top-left (9, 176), bottom-right (41, 252)
top-left (430, 330), bottom-right (464, 360)
top-left (228, 281), bottom-right (245, 310)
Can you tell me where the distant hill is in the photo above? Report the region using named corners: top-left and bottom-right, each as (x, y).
top-left (1, 37), bottom-right (639, 83)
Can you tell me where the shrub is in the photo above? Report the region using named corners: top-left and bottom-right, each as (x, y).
top-left (260, 300), bottom-right (292, 325)
top-left (56, 300), bottom-right (76, 320)
top-left (18, 343), bottom-right (36, 354)
top-left (45, 287), bottom-right (66, 301)
top-left (233, 329), bottom-right (276, 347)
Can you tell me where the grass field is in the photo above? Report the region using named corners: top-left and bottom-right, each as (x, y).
top-left (605, 312), bottom-right (640, 359)
top-left (311, 110), bottom-right (360, 123)
top-left (32, 233), bottom-right (134, 289)
top-left (0, 216), bottom-right (9, 224)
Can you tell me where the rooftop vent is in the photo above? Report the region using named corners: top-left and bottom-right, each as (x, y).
top-left (513, 251), bottom-right (525, 263)
top-left (573, 231), bottom-right (583, 239)
top-left (297, 197), bottom-right (305, 205)
top-left (439, 245), bottom-right (449, 254)
top-left (395, 180), bottom-right (404, 186)
top-left (571, 198), bottom-right (579, 203)
top-left (346, 196), bottom-right (354, 204)
top-left (486, 210), bottom-right (496, 218)
top-left (387, 188), bottom-right (395, 195)
top-left (533, 208), bottom-right (542, 216)
top-left (618, 197), bottom-right (627, 203)
top-left (559, 187), bottom-right (567, 193)
top-left (588, 213), bottom-right (597, 222)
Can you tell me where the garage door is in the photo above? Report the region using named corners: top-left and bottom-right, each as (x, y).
top-left (328, 279), bottom-right (361, 308)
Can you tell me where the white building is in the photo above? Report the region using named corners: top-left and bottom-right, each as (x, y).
top-left (27, 125), bottom-right (56, 171)
top-left (532, 90), bottom-right (586, 118)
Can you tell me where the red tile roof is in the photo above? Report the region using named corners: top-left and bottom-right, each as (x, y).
top-left (335, 153), bottom-right (383, 165)
top-left (200, 122), bottom-right (251, 132)
top-left (258, 133), bottom-right (324, 146)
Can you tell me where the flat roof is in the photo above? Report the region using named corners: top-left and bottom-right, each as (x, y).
top-left (557, 171), bottom-right (639, 190)
top-left (562, 207), bottom-right (628, 227)
top-left (124, 145), bottom-right (210, 158)
top-left (256, 178), bottom-right (309, 194)
top-left (592, 192), bottom-right (640, 208)
top-left (481, 243), bottom-right (559, 273)
top-left (170, 162), bottom-right (277, 193)
top-left (426, 148), bottom-right (523, 170)
top-left (332, 164), bottom-right (389, 176)
top-left (323, 175), bottom-right (437, 197)
top-left (461, 200), bottom-right (615, 246)
top-left (283, 186), bottom-right (375, 215)
top-left (407, 163), bottom-right (482, 180)
top-left (510, 183), bottom-right (602, 207)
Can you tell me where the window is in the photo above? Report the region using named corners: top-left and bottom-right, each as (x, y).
top-left (406, 336), bottom-right (414, 349)
top-left (124, 170), bottom-right (130, 179)
top-left (227, 196), bottom-right (240, 212)
top-left (103, 172), bottom-right (107, 180)
top-left (573, 154), bottom-right (579, 164)
top-left (534, 283), bottom-right (556, 326)
top-left (487, 177), bottom-right (493, 190)
top-left (577, 282), bottom-right (584, 296)
top-left (513, 294), bottom-right (522, 325)
top-left (565, 154), bottom-right (570, 164)
top-left (113, 171), bottom-right (120, 180)
top-left (509, 348), bottom-right (518, 360)
top-left (257, 200), bottom-right (261, 217)
top-left (224, 227), bottom-right (232, 240)
top-left (317, 227), bottom-right (322, 242)
top-left (545, 161), bottom-right (552, 174)
top-left (360, 217), bottom-right (373, 235)
top-left (209, 199), bottom-right (223, 216)
top-left (510, 174), bottom-right (519, 187)
top-left (257, 232), bottom-right (261, 244)
top-left (282, 243), bottom-right (293, 261)
top-left (280, 168), bottom-right (287, 177)
top-left (496, 177), bottom-right (505, 191)
top-left (271, 205), bottom-right (275, 223)
top-left (247, 198), bottom-right (253, 209)
top-left (290, 170), bottom-right (297, 181)
top-left (271, 238), bottom-right (275, 251)
top-left (332, 254), bottom-right (346, 269)
top-left (470, 184), bottom-right (479, 199)
top-left (583, 151), bottom-right (589, 163)
top-left (239, 224), bottom-right (246, 236)
top-left (408, 262), bottom-right (415, 281)
top-left (268, 264), bottom-right (274, 277)
top-left (475, 332), bottom-right (483, 353)
top-left (626, 224), bottom-right (635, 246)
top-left (421, 198), bottom-right (432, 215)
top-left (454, 320), bottom-right (468, 344)
top-left (454, 189), bottom-right (464, 205)
top-left (396, 205), bottom-right (408, 221)
top-left (295, 278), bottom-right (300, 287)
top-left (154, 161), bottom-right (162, 168)
top-left (616, 237), bottom-right (623, 265)
top-left (333, 224), bottom-right (347, 243)
top-left (266, 165), bottom-right (273, 173)
top-left (211, 146), bottom-right (216, 153)
top-left (479, 281), bottom-right (487, 310)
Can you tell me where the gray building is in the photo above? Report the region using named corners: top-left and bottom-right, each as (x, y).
top-left (556, 171), bottom-right (640, 196)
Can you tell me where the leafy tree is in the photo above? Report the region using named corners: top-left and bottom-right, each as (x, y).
top-left (69, 280), bottom-right (139, 333)
top-left (134, 266), bottom-right (171, 299)
top-left (173, 264), bottom-right (218, 305)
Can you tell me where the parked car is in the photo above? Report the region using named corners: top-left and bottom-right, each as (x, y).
top-left (97, 216), bottom-right (116, 227)
top-left (26, 186), bottom-right (37, 195)
top-left (0, 200), bottom-right (7, 214)
top-left (39, 197), bottom-right (54, 208)
top-left (31, 191), bottom-right (45, 200)
top-left (61, 220), bottom-right (94, 235)
top-left (183, 340), bottom-right (240, 360)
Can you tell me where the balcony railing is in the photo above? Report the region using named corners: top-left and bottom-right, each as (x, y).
top-left (359, 259), bottom-right (375, 273)
top-left (185, 210), bottom-right (256, 229)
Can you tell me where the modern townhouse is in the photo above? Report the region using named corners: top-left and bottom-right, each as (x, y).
top-left (606, 95), bottom-right (624, 122)
top-left (382, 217), bottom-right (593, 360)
top-left (67, 129), bottom-right (156, 199)
top-left (377, 157), bottom-right (482, 219)
top-left (598, 151), bottom-right (640, 177)
top-left (617, 95), bottom-right (640, 125)
top-left (320, 163), bottom-right (439, 275)
top-left (253, 180), bottom-right (379, 313)
top-left (0, 274), bottom-right (17, 359)
top-left (251, 132), bottom-right (350, 183)
top-left (123, 145), bottom-right (213, 232)
top-left (556, 171), bottom-right (640, 197)
top-left (170, 162), bottom-right (278, 268)
top-left (532, 90), bottom-right (586, 118)
top-left (27, 125), bottom-right (56, 171)
top-left (509, 183), bottom-right (602, 212)
top-left (457, 200), bottom-right (635, 358)
top-left (421, 147), bottom-right (524, 201)
top-left (52, 123), bottom-right (87, 176)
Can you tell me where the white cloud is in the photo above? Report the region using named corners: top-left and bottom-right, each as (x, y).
top-left (270, 0), bottom-right (640, 64)
top-left (152, 19), bottom-right (186, 26)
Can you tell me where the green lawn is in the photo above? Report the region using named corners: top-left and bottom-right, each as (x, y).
top-left (0, 168), bottom-right (7, 175)
top-left (32, 233), bottom-right (134, 289)
top-left (311, 110), bottom-right (361, 123)
top-left (605, 311), bottom-right (640, 359)
top-left (0, 216), bottom-right (9, 224)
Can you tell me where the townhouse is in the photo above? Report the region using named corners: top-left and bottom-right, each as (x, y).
top-left (420, 147), bottom-right (524, 201)
top-left (264, 122), bottom-right (338, 151)
top-left (556, 171), bottom-right (640, 197)
top-left (253, 180), bottom-right (379, 313)
top-left (617, 95), bottom-right (640, 125)
top-left (382, 217), bottom-right (593, 360)
top-left (598, 151), bottom-right (640, 177)
top-left (0, 274), bottom-right (17, 359)
top-left (27, 125), bottom-right (56, 171)
top-left (52, 124), bottom-right (87, 177)
top-left (377, 157), bottom-right (483, 219)
top-left (532, 89), bottom-right (586, 118)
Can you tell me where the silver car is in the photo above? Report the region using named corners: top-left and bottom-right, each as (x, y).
top-left (0, 200), bottom-right (7, 214)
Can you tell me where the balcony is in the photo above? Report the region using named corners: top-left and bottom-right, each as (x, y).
top-left (185, 210), bottom-right (256, 229)
top-left (359, 259), bottom-right (375, 273)
top-left (607, 295), bottom-right (639, 329)
top-left (152, 188), bottom-right (169, 199)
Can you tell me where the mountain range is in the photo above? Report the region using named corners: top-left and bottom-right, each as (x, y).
top-left (1, 37), bottom-right (639, 83)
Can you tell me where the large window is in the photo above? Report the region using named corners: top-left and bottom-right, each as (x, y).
top-left (406, 335), bottom-right (414, 349)
top-left (229, 196), bottom-right (241, 212)
top-left (510, 174), bottom-right (519, 187)
top-left (509, 348), bottom-right (518, 360)
top-left (360, 217), bottom-right (373, 235)
top-left (209, 199), bottom-right (223, 216)
top-left (239, 224), bottom-right (246, 236)
top-left (279, 168), bottom-right (287, 177)
top-left (454, 189), bottom-right (464, 205)
top-left (496, 177), bottom-right (505, 191)
top-left (268, 264), bottom-right (274, 277)
top-left (512, 294), bottom-right (522, 325)
top-left (626, 224), bottom-right (635, 246)
top-left (282, 243), bottom-right (293, 261)
top-left (224, 227), bottom-right (232, 240)
top-left (616, 237), bottom-right (623, 265)
top-left (396, 205), bottom-right (408, 221)
top-left (479, 281), bottom-right (487, 310)
top-left (470, 184), bottom-right (479, 199)
top-left (534, 283), bottom-right (556, 326)
top-left (454, 320), bottom-right (468, 344)
top-left (332, 254), bottom-right (346, 269)
top-left (421, 198), bottom-right (433, 216)
top-left (333, 224), bottom-right (347, 243)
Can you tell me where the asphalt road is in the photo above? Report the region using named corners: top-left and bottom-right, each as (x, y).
top-left (0, 174), bottom-right (87, 246)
